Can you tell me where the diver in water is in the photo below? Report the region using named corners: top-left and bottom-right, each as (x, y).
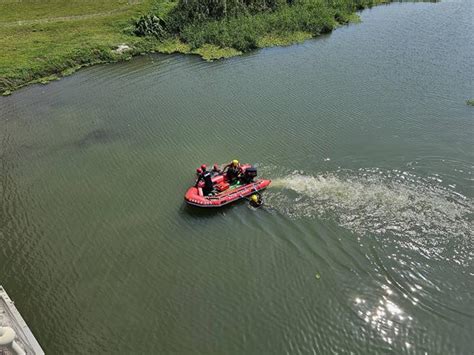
top-left (249, 193), bottom-right (263, 208)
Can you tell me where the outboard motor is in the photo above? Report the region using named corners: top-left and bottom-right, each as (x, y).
top-left (242, 166), bottom-right (257, 184)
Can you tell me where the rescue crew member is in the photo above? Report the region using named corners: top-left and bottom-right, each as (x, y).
top-left (212, 163), bottom-right (221, 175)
top-left (195, 167), bottom-right (214, 196)
top-left (249, 194), bottom-right (263, 208)
top-left (223, 159), bottom-right (241, 183)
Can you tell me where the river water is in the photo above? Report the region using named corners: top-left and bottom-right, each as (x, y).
top-left (1, 1), bottom-right (473, 353)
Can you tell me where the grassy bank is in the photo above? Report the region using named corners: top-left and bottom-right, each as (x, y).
top-left (0, 0), bottom-right (388, 95)
top-left (0, 0), bottom-right (181, 94)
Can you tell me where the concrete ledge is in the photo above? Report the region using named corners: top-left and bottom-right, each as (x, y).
top-left (0, 286), bottom-right (44, 355)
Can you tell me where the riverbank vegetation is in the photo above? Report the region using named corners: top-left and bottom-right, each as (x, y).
top-left (0, 0), bottom-right (388, 95)
top-left (157, 0), bottom-right (386, 52)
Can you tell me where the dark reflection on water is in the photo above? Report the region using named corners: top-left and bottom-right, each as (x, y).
top-left (1, 0), bottom-right (473, 353)
top-left (72, 128), bottom-right (116, 148)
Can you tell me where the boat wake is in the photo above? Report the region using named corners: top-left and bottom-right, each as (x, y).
top-left (267, 168), bottom-right (473, 241)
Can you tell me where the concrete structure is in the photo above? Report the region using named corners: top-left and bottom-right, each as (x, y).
top-left (0, 286), bottom-right (44, 355)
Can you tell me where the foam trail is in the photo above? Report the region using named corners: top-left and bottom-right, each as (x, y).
top-left (266, 169), bottom-right (473, 243)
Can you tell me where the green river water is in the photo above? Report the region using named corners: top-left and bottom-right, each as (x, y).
top-left (1, 1), bottom-right (473, 353)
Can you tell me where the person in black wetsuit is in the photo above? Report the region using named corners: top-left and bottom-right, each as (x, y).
top-left (195, 165), bottom-right (214, 196)
top-left (249, 194), bottom-right (263, 208)
top-left (223, 159), bottom-right (241, 184)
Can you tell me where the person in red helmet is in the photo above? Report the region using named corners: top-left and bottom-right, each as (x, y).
top-left (195, 165), bottom-right (214, 196)
top-left (212, 163), bottom-right (221, 175)
top-left (195, 168), bottom-right (203, 188)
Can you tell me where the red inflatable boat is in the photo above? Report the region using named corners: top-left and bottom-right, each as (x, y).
top-left (185, 163), bottom-right (271, 208)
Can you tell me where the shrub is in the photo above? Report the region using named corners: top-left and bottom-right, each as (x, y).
top-left (134, 14), bottom-right (168, 38)
top-left (134, 0), bottom-right (387, 53)
top-left (181, 18), bottom-right (260, 52)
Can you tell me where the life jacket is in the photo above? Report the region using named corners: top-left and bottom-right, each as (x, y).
top-left (227, 166), bottom-right (239, 178)
top-left (202, 171), bottom-right (213, 189)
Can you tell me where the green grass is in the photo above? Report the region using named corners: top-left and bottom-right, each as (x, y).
top-left (192, 45), bottom-right (241, 61)
top-left (0, 0), bottom-right (162, 94)
top-left (0, 0), bottom-right (390, 94)
top-left (466, 99), bottom-right (474, 106)
top-left (257, 31), bottom-right (313, 48)
top-left (0, 0), bottom-right (132, 22)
